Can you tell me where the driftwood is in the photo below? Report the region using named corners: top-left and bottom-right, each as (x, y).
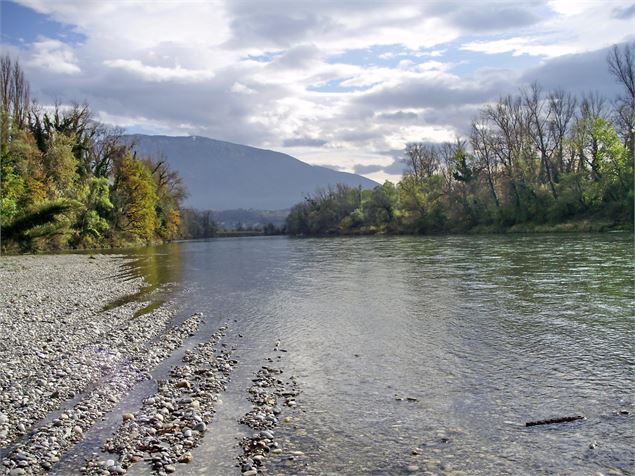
top-left (526, 415), bottom-right (585, 427)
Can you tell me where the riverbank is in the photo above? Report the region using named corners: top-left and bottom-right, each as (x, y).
top-left (0, 255), bottom-right (223, 475)
top-left (0, 253), bottom-right (306, 476)
top-left (287, 217), bottom-right (633, 237)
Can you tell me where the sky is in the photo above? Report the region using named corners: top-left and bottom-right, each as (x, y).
top-left (1, 0), bottom-right (634, 183)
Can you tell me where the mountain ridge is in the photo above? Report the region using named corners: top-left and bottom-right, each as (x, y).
top-left (125, 134), bottom-right (377, 210)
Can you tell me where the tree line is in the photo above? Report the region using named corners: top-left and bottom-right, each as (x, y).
top-left (287, 44), bottom-right (634, 236)
top-left (1, 55), bottom-right (187, 251)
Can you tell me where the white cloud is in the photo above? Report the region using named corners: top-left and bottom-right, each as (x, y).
top-left (28, 38), bottom-right (80, 74)
top-left (231, 82), bottom-right (257, 95)
top-left (461, 37), bottom-right (577, 57)
top-left (103, 59), bottom-right (214, 82)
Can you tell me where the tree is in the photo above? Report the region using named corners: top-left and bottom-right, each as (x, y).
top-left (111, 155), bottom-right (158, 241)
top-left (0, 55), bottom-right (30, 143)
top-left (607, 42), bottom-right (635, 157)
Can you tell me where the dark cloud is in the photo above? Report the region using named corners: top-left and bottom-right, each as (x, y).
top-left (383, 158), bottom-right (407, 175)
top-left (450, 4), bottom-right (540, 32)
top-left (268, 44), bottom-right (322, 69)
top-left (283, 137), bottom-right (328, 147)
top-left (353, 157), bottom-right (406, 177)
top-left (356, 72), bottom-right (513, 111)
top-left (225, 1), bottom-right (340, 49)
top-left (320, 163), bottom-right (347, 171)
top-left (375, 111), bottom-right (419, 122)
top-left (353, 163), bottom-right (382, 174)
top-left (337, 129), bottom-right (379, 143)
top-left (611, 3), bottom-right (635, 19)
top-left (521, 45), bottom-right (622, 97)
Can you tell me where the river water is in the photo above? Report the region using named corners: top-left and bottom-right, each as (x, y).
top-left (121, 233), bottom-right (634, 475)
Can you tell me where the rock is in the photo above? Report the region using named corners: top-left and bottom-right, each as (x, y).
top-left (106, 459), bottom-right (116, 468)
top-left (183, 429), bottom-right (193, 438)
top-left (243, 471), bottom-right (258, 476)
top-left (178, 451), bottom-right (193, 463)
top-left (73, 425), bottom-right (83, 434)
top-left (193, 422), bottom-right (206, 432)
top-left (9, 469), bottom-right (26, 476)
top-left (412, 448), bottom-right (422, 455)
top-left (122, 413), bottom-right (135, 422)
top-left (407, 465), bottom-right (420, 473)
top-left (164, 464), bottom-right (176, 473)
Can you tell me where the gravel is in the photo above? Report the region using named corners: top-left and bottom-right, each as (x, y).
top-left (0, 254), bottom-right (206, 475)
top-left (86, 325), bottom-right (236, 475)
top-left (237, 345), bottom-right (300, 475)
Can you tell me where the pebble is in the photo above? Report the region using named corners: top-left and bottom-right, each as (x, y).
top-left (86, 325), bottom-right (234, 476)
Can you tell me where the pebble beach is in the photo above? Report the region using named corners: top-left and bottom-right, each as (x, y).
top-left (0, 254), bottom-right (304, 476)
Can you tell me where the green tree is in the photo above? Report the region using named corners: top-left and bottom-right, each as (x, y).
top-left (112, 155), bottom-right (158, 241)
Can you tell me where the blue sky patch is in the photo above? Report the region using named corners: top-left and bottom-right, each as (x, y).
top-left (0, 1), bottom-right (85, 46)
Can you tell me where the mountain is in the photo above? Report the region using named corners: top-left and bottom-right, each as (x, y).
top-left (125, 134), bottom-right (378, 210)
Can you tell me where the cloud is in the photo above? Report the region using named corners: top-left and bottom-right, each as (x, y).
top-left (28, 38), bottom-right (80, 74)
top-left (611, 3), bottom-right (635, 19)
top-left (375, 111), bottom-right (419, 122)
top-left (103, 59), bottom-right (214, 82)
top-left (521, 45), bottom-right (621, 97)
top-left (450, 4), bottom-right (540, 32)
top-left (283, 137), bottom-right (328, 147)
top-left (353, 157), bottom-right (405, 177)
top-left (353, 163), bottom-right (383, 174)
top-left (460, 37), bottom-right (576, 57)
top-left (5, 0), bottom-right (634, 181)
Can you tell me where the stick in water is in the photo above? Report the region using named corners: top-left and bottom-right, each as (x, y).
top-left (526, 415), bottom-right (585, 427)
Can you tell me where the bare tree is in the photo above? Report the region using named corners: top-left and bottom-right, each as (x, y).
top-left (484, 95), bottom-right (528, 208)
top-left (404, 142), bottom-right (440, 181)
top-left (0, 55), bottom-right (30, 142)
top-left (523, 82), bottom-right (558, 197)
top-left (547, 89), bottom-right (577, 173)
top-left (607, 42), bottom-right (635, 156)
top-left (470, 118), bottom-right (500, 208)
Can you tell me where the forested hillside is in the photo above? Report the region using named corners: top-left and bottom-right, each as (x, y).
top-left (287, 44), bottom-right (634, 236)
top-left (0, 56), bottom-right (185, 251)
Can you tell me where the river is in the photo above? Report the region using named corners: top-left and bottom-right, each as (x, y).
top-left (118, 233), bottom-right (634, 475)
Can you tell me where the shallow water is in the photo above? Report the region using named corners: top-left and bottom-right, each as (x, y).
top-left (123, 234), bottom-right (634, 475)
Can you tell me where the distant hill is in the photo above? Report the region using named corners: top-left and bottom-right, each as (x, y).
top-left (125, 134), bottom-right (378, 210)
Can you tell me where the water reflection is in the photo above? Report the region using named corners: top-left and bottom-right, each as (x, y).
top-left (102, 242), bottom-right (184, 316)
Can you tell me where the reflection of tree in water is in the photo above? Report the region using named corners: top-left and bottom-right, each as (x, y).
top-left (102, 242), bottom-right (183, 317)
